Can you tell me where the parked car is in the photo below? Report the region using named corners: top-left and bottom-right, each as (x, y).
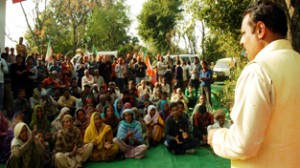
top-left (212, 57), bottom-right (236, 82)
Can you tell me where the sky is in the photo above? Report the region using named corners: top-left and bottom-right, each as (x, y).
top-left (4, 0), bottom-right (147, 48)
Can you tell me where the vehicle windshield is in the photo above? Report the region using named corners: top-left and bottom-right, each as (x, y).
top-left (215, 61), bottom-right (230, 68)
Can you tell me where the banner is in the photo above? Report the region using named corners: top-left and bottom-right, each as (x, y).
top-left (12, 0), bottom-right (26, 4)
top-left (45, 40), bottom-right (53, 61)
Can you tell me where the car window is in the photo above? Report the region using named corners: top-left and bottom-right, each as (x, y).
top-left (215, 61), bottom-right (230, 68)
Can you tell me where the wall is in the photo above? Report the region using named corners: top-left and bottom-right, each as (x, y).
top-left (0, 0), bottom-right (6, 52)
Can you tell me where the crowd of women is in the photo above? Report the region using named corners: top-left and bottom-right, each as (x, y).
top-left (0, 48), bottom-right (231, 168)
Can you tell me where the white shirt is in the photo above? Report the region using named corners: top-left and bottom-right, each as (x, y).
top-left (81, 75), bottom-right (94, 90)
top-left (0, 58), bottom-right (8, 83)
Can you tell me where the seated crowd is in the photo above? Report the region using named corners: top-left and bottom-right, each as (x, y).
top-left (0, 49), bottom-right (232, 168)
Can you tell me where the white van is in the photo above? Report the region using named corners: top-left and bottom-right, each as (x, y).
top-left (212, 57), bottom-right (236, 81)
top-left (162, 54), bottom-right (199, 64)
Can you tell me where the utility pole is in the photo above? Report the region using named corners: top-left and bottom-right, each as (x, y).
top-left (0, 0), bottom-right (6, 52)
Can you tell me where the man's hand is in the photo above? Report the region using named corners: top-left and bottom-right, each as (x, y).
top-left (175, 136), bottom-right (183, 144)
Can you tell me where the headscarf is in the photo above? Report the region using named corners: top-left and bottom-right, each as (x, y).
top-left (29, 105), bottom-right (51, 132)
top-left (74, 108), bottom-right (90, 128)
top-left (51, 107), bottom-right (70, 131)
top-left (117, 109), bottom-right (143, 144)
top-left (123, 102), bottom-right (132, 109)
top-left (113, 98), bottom-right (123, 118)
top-left (11, 122), bottom-right (31, 147)
top-left (144, 105), bottom-right (159, 125)
top-left (84, 112), bottom-right (112, 150)
top-left (58, 107), bottom-right (71, 120)
top-left (102, 105), bottom-right (120, 129)
top-left (0, 112), bottom-right (9, 135)
top-left (159, 100), bottom-right (168, 120)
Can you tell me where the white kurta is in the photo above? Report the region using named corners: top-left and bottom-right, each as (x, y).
top-left (212, 40), bottom-right (300, 168)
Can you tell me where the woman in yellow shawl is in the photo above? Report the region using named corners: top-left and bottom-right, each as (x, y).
top-left (84, 112), bottom-right (119, 161)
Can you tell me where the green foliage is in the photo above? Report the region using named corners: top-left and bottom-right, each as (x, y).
top-left (138, 0), bottom-right (183, 53)
top-left (220, 56), bottom-right (248, 109)
top-left (197, 0), bottom-right (252, 41)
top-left (201, 35), bottom-right (225, 63)
top-left (86, 1), bottom-right (132, 51)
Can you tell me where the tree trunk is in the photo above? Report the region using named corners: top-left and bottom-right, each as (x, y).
top-left (290, 0), bottom-right (300, 52)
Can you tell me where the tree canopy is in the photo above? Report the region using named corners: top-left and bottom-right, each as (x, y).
top-left (138, 0), bottom-right (183, 53)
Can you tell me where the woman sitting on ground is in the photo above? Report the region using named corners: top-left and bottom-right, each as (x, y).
top-left (51, 107), bottom-right (70, 138)
top-left (29, 105), bottom-right (54, 150)
top-left (29, 105), bottom-right (51, 134)
top-left (159, 100), bottom-right (170, 121)
top-left (2, 112), bottom-right (25, 163)
top-left (54, 114), bottom-right (93, 168)
top-left (132, 107), bottom-right (148, 147)
top-left (102, 104), bottom-right (120, 137)
top-left (113, 109), bottom-right (148, 159)
top-left (113, 98), bottom-right (123, 119)
top-left (6, 122), bottom-right (45, 168)
top-left (74, 107), bottom-right (90, 138)
top-left (144, 105), bottom-right (164, 147)
top-left (84, 112), bottom-right (119, 161)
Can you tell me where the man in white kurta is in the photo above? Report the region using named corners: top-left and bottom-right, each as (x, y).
top-left (208, 1), bottom-right (300, 168)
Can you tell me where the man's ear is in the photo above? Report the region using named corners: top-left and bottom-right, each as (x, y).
top-left (256, 21), bottom-right (266, 39)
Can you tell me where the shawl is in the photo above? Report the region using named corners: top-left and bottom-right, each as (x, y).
top-left (117, 109), bottom-right (144, 144)
top-left (159, 100), bottom-right (168, 120)
top-left (74, 108), bottom-right (90, 130)
top-left (74, 107), bottom-right (90, 138)
top-left (102, 106), bottom-right (120, 130)
top-left (113, 98), bottom-right (123, 118)
top-left (29, 105), bottom-right (51, 132)
top-left (144, 105), bottom-right (159, 125)
top-left (84, 112), bottom-right (112, 150)
top-left (55, 126), bottom-right (82, 153)
top-left (11, 122), bottom-right (31, 147)
top-left (0, 112), bottom-right (9, 135)
top-left (51, 107), bottom-right (70, 131)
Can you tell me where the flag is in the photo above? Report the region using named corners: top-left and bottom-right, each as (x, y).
top-left (139, 48), bottom-right (156, 84)
top-left (12, 0), bottom-right (26, 4)
top-left (92, 45), bottom-right (98, 56)
top-left (45, 40), bottom-right (53, 61)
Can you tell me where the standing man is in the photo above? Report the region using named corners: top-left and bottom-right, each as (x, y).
top-left (208, 1), bottom-right (300, 167)
top-left (115, 58), bottom-right (126, 92)
top-left (16, 37), bottom-right (27, 57)
top-left (199, 61), bottom-right (212, 107)
top-left (134, 56), bottom-right (147, 85)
